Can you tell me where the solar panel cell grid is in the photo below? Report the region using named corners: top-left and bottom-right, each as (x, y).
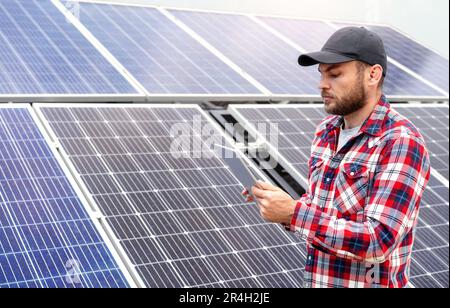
top-left (0, 0), bottom-right (137, 96)
top-left (393, 106), bottom-right (449, 181)
top-left (368, 25), bottom-right (449, 93)
top-left (170, 9), bottom-right (321, 96)
top-left (76, 3), bottom-right (261, 96)
top-left (0, 106), bottom-right (129, 288)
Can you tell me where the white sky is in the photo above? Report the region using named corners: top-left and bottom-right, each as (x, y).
top-left (80, 0), bottom-right (449, 57)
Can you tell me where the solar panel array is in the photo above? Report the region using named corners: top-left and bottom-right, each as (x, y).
top-left (230, 103), bottom-right (449, 288)
top-left (0, 0), bottom-right (138, 96)
top-left (36, 104), bottom-right (310, 288)
top-left (0, 0), bottom-right (448, 289)
top-left (0, 105), bottom-right (129, 288)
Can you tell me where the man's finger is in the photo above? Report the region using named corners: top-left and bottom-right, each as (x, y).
top-left (255, 197), bottom-right (264, 206)
top-left (260, 208), bottom-right (269, 222)
top-left (252, 187), bottom-right (268, 199)
top-left (260, 198), bottom-right (270, 208)
top-left (255, 181), bottom-right (279, 191)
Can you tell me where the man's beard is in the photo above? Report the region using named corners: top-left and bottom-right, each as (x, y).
top-left (323, 77), bottom-right (367, 116)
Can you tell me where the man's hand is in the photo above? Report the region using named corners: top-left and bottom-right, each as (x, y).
top-left (242, 182), bottom-right (297, 225)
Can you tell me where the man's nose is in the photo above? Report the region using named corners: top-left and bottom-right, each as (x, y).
top-left (319, 77), bottom-right (330, 91)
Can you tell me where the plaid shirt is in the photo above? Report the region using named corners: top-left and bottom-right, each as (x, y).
top-left (288, 96), bottom-right (431, 288)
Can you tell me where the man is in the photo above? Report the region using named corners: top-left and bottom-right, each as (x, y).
top-left (243, 27), bottom-right (431, 288)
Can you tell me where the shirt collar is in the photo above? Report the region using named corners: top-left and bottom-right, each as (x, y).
top-left (326, 95), bottom-right (390, 137)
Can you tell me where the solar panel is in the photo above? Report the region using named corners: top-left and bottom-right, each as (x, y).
top-left (331, 22), bottom-right (448, 98)
top-left (0, 105), bottom-right (130, 288)
top-left (0, 0), bottom-right (140, 100)
top-left (392, 105), bottom-right (449, 181)
top-left (258, 18), bottom-right (335, 53)
top-left (230, 105), bottom-right (320, 189)
top-left (75, 3), bottom-right (263, 98)
top-left (363, 25), bottom-right (449, 93)
top-left (169, 9), bottom-right (322, 98)
top-left (256, 17), bottom-right (447, 99)
top-left (35, 104), bottom-right (308, 288)
top-left (391, 105), bottom-right (449, 287)
top-left (230, 103), bottom-right (449, 288)
top-left (410, 176), bottom-right (449, 288)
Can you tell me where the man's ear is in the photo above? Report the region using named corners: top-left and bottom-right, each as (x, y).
top-left (368, 65), bottom-right (383, 86)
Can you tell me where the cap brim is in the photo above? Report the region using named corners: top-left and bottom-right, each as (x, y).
top-left (298, 51), bottom-right (355, 66)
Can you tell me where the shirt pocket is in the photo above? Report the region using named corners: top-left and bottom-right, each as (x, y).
top-left (309, 157), bottom-right (324, 195)
top-left (334, 162), bottom-right (370, 217)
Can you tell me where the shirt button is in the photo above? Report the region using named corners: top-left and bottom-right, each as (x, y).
top-left (350, 172), bottom-right (355, 176)
top-left (326, 178), bottom-right (331, 182)
top-left (304, 282), bottom-right (311, 288)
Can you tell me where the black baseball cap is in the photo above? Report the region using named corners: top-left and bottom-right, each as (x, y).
top-left (298, 27), bottom-right (388, 76)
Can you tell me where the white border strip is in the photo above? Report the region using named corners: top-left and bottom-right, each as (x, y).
top-left (146, 94), bottom-right (270, 102)
top-left (0, 94), bottom-right (145, 103)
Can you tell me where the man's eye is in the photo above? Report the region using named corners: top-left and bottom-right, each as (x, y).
top-left (330, 73), bottom-right (340, 78)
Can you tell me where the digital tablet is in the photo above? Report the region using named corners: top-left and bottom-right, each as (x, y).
top-left (213, 143), bottom-right (261, 196)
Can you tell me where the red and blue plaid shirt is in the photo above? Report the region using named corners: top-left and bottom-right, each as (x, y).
top-left (289, 96), bottom-right (431, 288)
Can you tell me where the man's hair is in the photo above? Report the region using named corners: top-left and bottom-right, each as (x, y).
top-left (356, 61), bottom-right (385, 89)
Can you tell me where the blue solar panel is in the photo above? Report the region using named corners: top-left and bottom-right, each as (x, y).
top-left (77, 3), bottom-right (261, 95)
top-left (258, 18), bottom-right (335, 53)
top-left (366, 25), bottom-right (449, 93)
top-left (170, 10), bottom-right (321, 96)
top-left (393, 105), bottom-right (449, 180)
top-left (0, 106), bottom-right (129, 288)
top-left (258, 17), bottom-right (446, 98)
top-left (0, 0), bottom-right (137, 95)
